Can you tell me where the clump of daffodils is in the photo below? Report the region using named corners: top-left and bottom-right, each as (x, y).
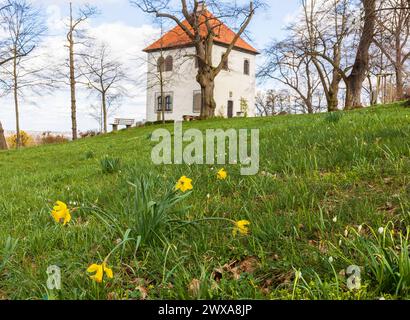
top-left (175, 176), bottom-right (193, 193)
top-left (233, 220), bottom-right (251, 237)
top-left (87, 262), bottom-right (114, 283)
top-left (51, 201), bottom-right (71, 226)
top-left (217, 168), bottom-right (228, 180)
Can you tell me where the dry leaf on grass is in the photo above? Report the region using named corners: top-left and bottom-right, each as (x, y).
top-left (130, 278), bottom-right (152, 300)
top-left (188, 278), bottom-right (201, 297)
top-left (212, 256), bottom-right (260, 282)
top-left (238, 256), bottom-right (259, 273)
top-left (260, 270), bottom-right (294, 295)
top-left (308, 240), bottom-right (328, 254)
top-left (377, 201), bottom-right (398, 215)
top-left (135, 286), bottom-right (149, 300)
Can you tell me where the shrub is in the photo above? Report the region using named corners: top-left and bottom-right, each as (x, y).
top-left (6, 131), bottom-right (34, 148)
top-left (145, 120), bottom-right (175, 126)
top-left (80, 130), bottom-right (100, 138)
top-left (240, 97), bottom-right (249, 117)
top-left (40, 132), bottom-right (69, 145)
top-left (100, 156), bottom-right (121, 174)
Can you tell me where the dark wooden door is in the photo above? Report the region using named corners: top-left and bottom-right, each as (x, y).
top-left (227, 100), bottom-right (233, 118)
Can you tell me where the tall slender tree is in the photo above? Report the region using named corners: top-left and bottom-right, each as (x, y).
top-left (0, 0), bottom-right (46, 148)
top-left (0, 1), bottom-right (10, 150)
top-left (66, 2), bottom-right (97, 140)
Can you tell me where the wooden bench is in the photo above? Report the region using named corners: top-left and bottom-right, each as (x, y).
top-left (111, 118), bottom-right (135, 131)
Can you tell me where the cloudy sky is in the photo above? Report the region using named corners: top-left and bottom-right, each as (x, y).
top-left (0, 0), bottom-right (299, 133)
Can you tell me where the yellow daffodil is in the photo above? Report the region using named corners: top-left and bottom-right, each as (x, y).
top-left (217, 168), bottom-right (228, 180)
top-left (51, 201), bottom-right (71, 225)
top-left (175, 176), bottom-right (193, 192)
top-left (233, 220), bottom-right (251, 237)
top-left (87, 262), bottom-right (114, 283)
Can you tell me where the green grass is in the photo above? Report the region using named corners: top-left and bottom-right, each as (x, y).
top-left (0, 102), bottom-right (409, 300)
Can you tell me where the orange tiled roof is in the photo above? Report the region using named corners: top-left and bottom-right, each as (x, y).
top-left (143, 10), bottom-right (259, 54)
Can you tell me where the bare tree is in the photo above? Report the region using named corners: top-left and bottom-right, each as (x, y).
top-left (259, 38), bottom-right (321, 114)
top-left (301, 0), bottom-right (377, 109)
top-left (79, 43), bottom-right (126, 133)
top-left (66, 2), bottom-right (97, 140)
top-left (0, 0), bottom-right (46, 148)
top-left (255, 90), bottom-right (275, 116)
top-left (88, 95), bottom-right (122, 132)
top-left (141, 18), bottom-right (181, 124)
top-left (373, 0), bottom-right (410, 100)
top-left (298, 0), bottom-right (354, 112)
top-left (255, 89), bottom-right (293, 116)
top-left (131, 0), bottom-right (261, 118)
top-left (0, 1), bottom-right (11, 150)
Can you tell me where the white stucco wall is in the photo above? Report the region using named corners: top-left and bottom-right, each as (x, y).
top-left (146, 45), bottom-right (257, 122)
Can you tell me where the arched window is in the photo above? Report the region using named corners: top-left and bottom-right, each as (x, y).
top-left (165, 55), bottom-right (173, 72)
top-left (244, 59), bottom-right (250, 75)
top-left (157, 57), bottom-right (165, 72)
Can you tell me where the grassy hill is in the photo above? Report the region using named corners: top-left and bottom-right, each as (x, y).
top-left (0, 102), bottom-right (409, 300)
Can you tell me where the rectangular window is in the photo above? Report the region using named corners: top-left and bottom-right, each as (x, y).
top-left (156, 92), bottom-right (173, 112)
top-left (244, 59), bottom-right (250, 75)
top-left (193, 90), bottom-right (201, 113)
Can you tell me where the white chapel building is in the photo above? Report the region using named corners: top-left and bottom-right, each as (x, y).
top-left (143, 8), bottom-right (259, 122)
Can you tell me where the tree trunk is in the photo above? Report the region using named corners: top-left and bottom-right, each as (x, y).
top-left (13, 48), bottom-right (21, 149)
top-left (0, 121), bottom-right (7, 150)
top-left (395, 64), bottom-right (404, 101)
top-left (328, 71), bottom-right (341, 111)
top-left (305, 97), bottom-right (314, 114)
top-left (328, 91), bottom-right (339, 112)
top-left (345, 79), bottom-right (365, 108)
top-left (69, 4), bottom-right (78, 140)
top-left (160, 66), bottom-right (165, 124)
top-left (197, 69), bottom-right (216, 118)
top-left (200, 82), bottom-right (216, 118)
top-left (394, 26), bottom-right (404, 101)
top-left (345, 0), bottom-right (376, 110)
top-left (102, 92), bottom-right (107, 133)
top-left (328, 48), bottom-right (342, 112)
